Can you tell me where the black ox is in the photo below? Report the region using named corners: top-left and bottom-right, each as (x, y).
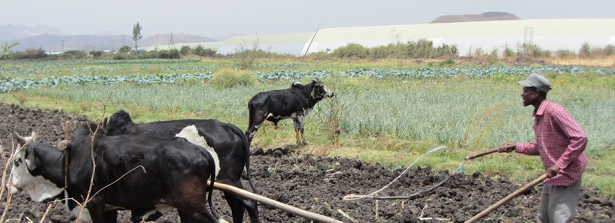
top-left (8, 121), bottom-right (219, 223)
top-left (104, 110), bottom-right (259, 223)
top-left (245, 79), bottom-right (334, 145)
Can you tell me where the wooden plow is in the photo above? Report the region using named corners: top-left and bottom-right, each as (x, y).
top-left (464, 148), bottom-right (547, 222)
top-left (210, 181), bottom-right (344, 223)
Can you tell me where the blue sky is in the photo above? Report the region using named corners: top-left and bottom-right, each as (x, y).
top-left (2, 0), bottom-right (614, 39)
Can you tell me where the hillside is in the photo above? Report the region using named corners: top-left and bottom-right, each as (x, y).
top-left (3, 33), bottom-right (215, 52)
top-left (430, 11), bottom-right (520, 23)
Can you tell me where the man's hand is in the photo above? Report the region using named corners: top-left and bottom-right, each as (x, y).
top-left (546, 164), bottom-right (560, 178)
top-left (498, 142), bottom-right (516, 153)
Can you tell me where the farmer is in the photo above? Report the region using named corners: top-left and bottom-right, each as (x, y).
top-left (498, 73), bottom-right (588, 223)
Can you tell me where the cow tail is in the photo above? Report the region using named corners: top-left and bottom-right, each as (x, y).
top-left (233, 125), bottom-right (260, 194)
top-left (198, 147), bottom-right (219, 220)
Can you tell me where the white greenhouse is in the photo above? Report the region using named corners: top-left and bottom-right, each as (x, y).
top-left (157, 18), bottom-right (615, 57)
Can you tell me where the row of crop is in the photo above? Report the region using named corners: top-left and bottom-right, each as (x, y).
top-left (0, 62), bottom-right (316, 77)
top-left (0, 73), bottom-right (214, 93)
top-left (254, 65), bottom-right (615, 81)
top-left (0, 64), bottom-right (221, 77)
top-left (2, 66), bottom-right (614, 93)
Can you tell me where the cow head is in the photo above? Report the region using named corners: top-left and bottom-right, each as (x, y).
top-left (7, 131), bottom-right (64, 202)
top-left (310, 79), bottom-right (335, 101)
top-left (104, 110), bottom-right (135, 136)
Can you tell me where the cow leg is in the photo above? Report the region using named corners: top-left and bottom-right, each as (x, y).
top-left (178, 211), bottom-right (199, 223)
top-left (293, 116), bottom-right (307, 145)
top-left (103, 211), bottom-right (118, 223)
top-left (169, 178), bottom-right (218, 223)
top-left (217, 177), bottom-right (259, 223)
top-left (246, 111), bottom-right (267, 143)
top-left (223, 190), bottom-right (259, 223)
top-left (85, 203), bottom-right (107, 223)
top-left (174, 198), bottom-right (218, 223)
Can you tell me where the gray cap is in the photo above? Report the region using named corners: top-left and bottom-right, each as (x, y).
top-left (518, 73), bottom-right (552, 93)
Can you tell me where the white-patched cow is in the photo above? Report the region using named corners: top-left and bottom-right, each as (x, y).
top-left (7, 121), bottom-right (220, 223)
top-left (245, 79), bottom-right (334, 145)
top-left (104, 110), bottom-right (259, 223)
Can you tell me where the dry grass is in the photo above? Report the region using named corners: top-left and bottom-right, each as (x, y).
top-left (545, 56), bottom-right (615, 67)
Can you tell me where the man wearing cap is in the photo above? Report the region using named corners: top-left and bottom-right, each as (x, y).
top-left (498, 73), bottom-right (588, 223)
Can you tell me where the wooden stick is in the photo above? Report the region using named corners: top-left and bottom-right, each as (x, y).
top-left (465, 148), bottom-right (500, 160)
top-left (63, 121), bottom-right (70, 189)
top-left (210, 181), bottom-right (344, 223)
top-left (465, 174), bottom-right (547, 223)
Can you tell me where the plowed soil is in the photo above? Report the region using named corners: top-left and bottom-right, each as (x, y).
top-left (0, 103), bottom-right (613, 222)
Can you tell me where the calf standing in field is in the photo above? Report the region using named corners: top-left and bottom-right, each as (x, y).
top-left (246, 79), bottom-right (334, 145)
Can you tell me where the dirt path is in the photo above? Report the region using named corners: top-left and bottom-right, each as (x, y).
top-left (1, 103), bottom-right (612, 222)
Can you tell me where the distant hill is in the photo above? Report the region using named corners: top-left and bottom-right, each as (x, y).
top-left (430, 11), bottom-right (520, 23)
top-left (1, 24), bottom-right (217, 52)
top-left (139, 33), bottom-right (216, 48)
top-left (0, 24), bottom-right (65, 42)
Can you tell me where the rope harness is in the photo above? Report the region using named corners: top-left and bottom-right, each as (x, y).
top-left (343, 146), bottom-right (466, 201)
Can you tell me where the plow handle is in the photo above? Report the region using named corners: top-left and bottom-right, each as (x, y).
top-left (465, 148), bottom-right (500, 160)
top-left (210, 181), bottom-right (344, 223)
top-left (465, 174), bottom-right (547, 223)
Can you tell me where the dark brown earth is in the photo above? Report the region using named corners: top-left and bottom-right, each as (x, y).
top-left (1, 103), bottom-right (613, 223)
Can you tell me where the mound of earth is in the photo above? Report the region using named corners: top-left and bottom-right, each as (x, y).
top-left (430, 12), bottom-right (520, 23)
top-left (0, 103), bottom-right (613, 222)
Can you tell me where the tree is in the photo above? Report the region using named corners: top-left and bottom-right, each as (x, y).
top-left (117, 46), bottom-right (132, 54)
top-left (1, 42), bottom-right (19, 59)
top-left (132, 22), bottom-right (143, 52)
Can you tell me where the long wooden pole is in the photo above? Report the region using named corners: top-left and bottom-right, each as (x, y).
top-left (210, 181), bottom-right (344, 223)
top-left (465, 174), bottom-right (547, 223)
top-left (465, 148), bottom-right (500, 160)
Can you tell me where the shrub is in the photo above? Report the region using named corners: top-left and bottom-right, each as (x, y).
top-left (332, 43), bottom-right (369, 59)
top-left (438, 59), bottom-right (456, 67)
top-left (180, 46), bottom-right (191, 56)
top-left (117, 46), bottom-right (131, 54)
top-left (61, 50), bottom-right (87, 60)
top-left (579, 43), bottom-right (591, 58)
top-left (210, 68), bottom-right (257, 89)
top-left (113, 53), bottom-right (128, 60)
top-left (556, 50), bottom-right (575, 58)
top-left (603, 44), bottom-right (615, 56)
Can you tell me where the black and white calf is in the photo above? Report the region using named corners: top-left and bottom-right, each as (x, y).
top-left (7, 122), bottom-right (219, 223)
top-left (245, 79), bottom-right (334, 145)
top-left (104, 110), bottom-right (259, 223)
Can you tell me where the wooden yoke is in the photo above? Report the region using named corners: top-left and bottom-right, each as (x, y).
top-left (57, 121), bottom-right (71, 189)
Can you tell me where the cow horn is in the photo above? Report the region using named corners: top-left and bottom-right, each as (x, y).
top-left (12, 131), bottom-right (27, 145)
top-left (12, 131), bottom-right (36, 145)
top-left (57, 140), bottom-right (71, 151)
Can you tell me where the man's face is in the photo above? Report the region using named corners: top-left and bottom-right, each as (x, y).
top-left (521, 87), bottom-right (539, 107)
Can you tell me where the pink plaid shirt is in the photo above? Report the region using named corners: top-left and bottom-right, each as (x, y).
top-left (515, 100), bottom-right (588, 186)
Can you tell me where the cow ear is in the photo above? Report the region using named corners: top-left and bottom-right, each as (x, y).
top-left (292, 82), bottom-right (302, 87)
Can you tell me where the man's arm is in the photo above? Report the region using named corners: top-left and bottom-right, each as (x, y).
top-left (552, 108), bottom-right (588, 170)
top-left (498, 142), bottom-right (539, 155)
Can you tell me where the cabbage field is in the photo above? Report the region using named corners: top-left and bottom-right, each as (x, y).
top-left (2, 59), bottom-right (615, 93)
top-left (1, 59), bottom-right (614, 197)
